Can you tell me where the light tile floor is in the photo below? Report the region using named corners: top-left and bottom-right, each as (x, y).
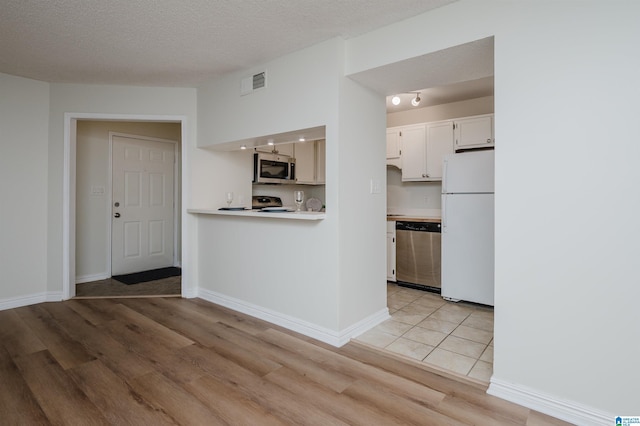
top-left (354, 283), bottom-right (494, 382)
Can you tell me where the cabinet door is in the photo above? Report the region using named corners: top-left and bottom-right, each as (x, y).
top-left (294, 141), bottom-right (316, 184)
top-left (386, 222), bottom-right (396, 281)
top-left (426, 121), bottom-right (454, 180)
top-left (401, 125), bottom-right (427, 181)
top-left (315, 139), bottom-right (326, 184)
top-left (454, 115), bottom-right (494, 150)
top-left (386, 129), bottom-right (401, 159)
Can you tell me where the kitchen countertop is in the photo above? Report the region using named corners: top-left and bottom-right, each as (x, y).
top-left (386, 215), bottom-right (441, 223)
top-left (188, 208), bottom-right (325, 221)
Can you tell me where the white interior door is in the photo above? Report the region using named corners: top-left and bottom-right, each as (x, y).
top-left (111, 136), bottom-right (175, 275)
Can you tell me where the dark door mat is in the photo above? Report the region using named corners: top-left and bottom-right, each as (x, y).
top-left (112, 267), bottom-right (181, 285)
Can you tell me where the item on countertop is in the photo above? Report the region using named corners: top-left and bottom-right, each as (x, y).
top-left (260, 207), bottom-right (294, 212)
top-left (294, 190), bottom-right (304, 212)
top-left (252, 195), bottom-right (283, 210)
top-left (225, 192), bottom-right (234, 207)
top-left (306, 197), bottom-right (322, 212)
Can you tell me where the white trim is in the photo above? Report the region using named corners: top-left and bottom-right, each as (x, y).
top-left (0, 292), bottom-right (63, 311)
top-left (488, 377), bottom-right (614, 426)
top-left (63, 113), bottom-right (190, 301)
top-left (107, 132), bottom-right (180, 276)
top-left (197, 288), bottom-right (390, 347)
top-left (75, 272), bottom-right (110, 284)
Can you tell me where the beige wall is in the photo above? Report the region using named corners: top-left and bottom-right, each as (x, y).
top-left (75, 121), bottom-right (182, 282)
top-left (386, 95), bottom-right (494, 128)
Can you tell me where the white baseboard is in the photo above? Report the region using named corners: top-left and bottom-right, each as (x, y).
top-left (197, 288), bottom-right (389, 347)
top-left (75, 272), bottom-right (110, 284)
top-left (0, 291), bottom-right (63, 311)
top-left (488, 377), bottom-right (613, 426)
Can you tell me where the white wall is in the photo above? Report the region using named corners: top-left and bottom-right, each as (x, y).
top-left (347, 0), bottom-right (640, 419)
top-left (386, 96), bottom-right (494, 214)
top-left (75, 121), bottom-right (182, 282)
top-left (48, 84), bottom-right (197, 296)
top-left (0, 73), bottom-right (51, 306)
top-left (336, 72), bottom-right (388, 330)
top-left (195, 38), bottom-right (387, 339)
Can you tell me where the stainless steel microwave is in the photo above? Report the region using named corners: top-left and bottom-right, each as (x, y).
top-left (253, 152), bottom-right (296, 184)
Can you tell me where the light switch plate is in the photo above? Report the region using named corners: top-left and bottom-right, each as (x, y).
top-left (90, 185), bottom-right (105, 195)
top-left (370, 179), bottom-right (381, 194)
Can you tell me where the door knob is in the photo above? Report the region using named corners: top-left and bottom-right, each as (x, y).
top-left (114, 213), bottom-right (121, 218)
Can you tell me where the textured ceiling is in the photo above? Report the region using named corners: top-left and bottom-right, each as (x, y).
top-left (0, 0), bottom-right (458, 87)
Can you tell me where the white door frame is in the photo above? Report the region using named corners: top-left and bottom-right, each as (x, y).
top-left (108, 132), bottom-right (180, 276)
top-left (63, 113), bottom-right (189, 300)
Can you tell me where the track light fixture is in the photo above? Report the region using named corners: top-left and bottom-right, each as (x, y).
top-left (390, 91), bottom-right (422, 107)
top-left (411, 92), bottom-right (421, 107)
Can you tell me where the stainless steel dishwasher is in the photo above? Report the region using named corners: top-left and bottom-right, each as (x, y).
top-left (395, 221), bottom-right (442, 291)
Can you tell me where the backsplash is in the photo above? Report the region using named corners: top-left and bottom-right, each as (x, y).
top-left (387, 167), bottom-right (442, 217)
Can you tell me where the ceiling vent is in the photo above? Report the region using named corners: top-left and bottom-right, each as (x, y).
top-left (241, 71), bottom-right (267, 95)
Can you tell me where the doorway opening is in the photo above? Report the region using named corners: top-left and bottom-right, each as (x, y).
top-left (62, 114), bottom-right (188, 300)
top-left (349, 36), bottom-right (496, 383)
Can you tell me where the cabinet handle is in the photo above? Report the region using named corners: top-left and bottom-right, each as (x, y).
top-left (486, 138), bottom-right (491, 143)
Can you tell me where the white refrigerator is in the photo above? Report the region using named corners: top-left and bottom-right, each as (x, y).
top-left (441, 150), bottom-right (494, 306)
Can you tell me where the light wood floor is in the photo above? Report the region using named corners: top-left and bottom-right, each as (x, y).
top-left (0, 297), bottom-right (571, 425)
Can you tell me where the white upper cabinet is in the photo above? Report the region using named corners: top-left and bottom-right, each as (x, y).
top-left (399, 124), bottom-right (427, 181)
top-left (315, 139), bottom-right (326, 184)
top-left (454, 114), bottom-right (494, 150)
top-left (426, 120), bottom-right (455, 180)
top-left (388, 113), bottom-right (493, 182)
top-left (294, 139), bottom-right (325, 185)
top-left (399, 122), bottom-right (453, 182)
top-left (386, 129), bottom-right (402, 169)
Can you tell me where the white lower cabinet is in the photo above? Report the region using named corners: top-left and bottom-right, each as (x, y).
top-left (387, 221), bottom-right (396, 281)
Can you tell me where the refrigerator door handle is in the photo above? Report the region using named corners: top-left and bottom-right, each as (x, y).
top-left (441, 196), bottom-right (447, 232)
top-left (442, 159), bottom-right (448, 194)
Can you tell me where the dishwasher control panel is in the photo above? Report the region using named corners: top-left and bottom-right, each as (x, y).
top-left (396, 221), bottom-right (441, 233)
